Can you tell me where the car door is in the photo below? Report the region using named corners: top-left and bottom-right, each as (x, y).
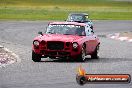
top-left (85, 26), bottom-right (97, 54)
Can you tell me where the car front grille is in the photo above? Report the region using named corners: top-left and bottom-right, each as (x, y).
top-left (47, 41), bottom-right (64, 50)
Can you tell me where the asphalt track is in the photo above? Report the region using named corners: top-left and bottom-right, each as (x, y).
top-left (0, 20), bottom-right (132, 88)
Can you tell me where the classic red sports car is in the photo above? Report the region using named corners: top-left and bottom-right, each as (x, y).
top-left (32, 22), bottom-right (100, 62)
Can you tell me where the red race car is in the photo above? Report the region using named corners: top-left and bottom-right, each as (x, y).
top-left (32, 22), bottom-right (100, 62)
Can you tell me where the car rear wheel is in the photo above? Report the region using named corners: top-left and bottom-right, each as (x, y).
top-left (91, 45), bottom-right (99, 59)
top-left (77, 46), bottom-right (86, 62)
top-left (32, 51), bottom-right (41, 62)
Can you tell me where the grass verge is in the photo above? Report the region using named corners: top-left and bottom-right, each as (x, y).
top-left (0, 0), bottom-right (132, 20)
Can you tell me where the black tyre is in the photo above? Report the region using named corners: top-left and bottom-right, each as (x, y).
top-left (91, 45), bottom-right (99, 59)
top-left (32, 51), bottom-right (41, 62)
top-left (77, 46), bottom-right (86, 62)
top-left (90, 25), bottom-right (93, 29)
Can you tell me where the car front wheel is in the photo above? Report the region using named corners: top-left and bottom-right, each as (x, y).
top-left (32, 51), bottom-right (41, 62)
top-left (77, 46), bottom-right (86, 62)
top-left (91, 45), bottom-right (99, 59)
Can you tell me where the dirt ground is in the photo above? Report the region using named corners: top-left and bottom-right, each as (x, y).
top-left (119, 32), bottom-right (132, 39)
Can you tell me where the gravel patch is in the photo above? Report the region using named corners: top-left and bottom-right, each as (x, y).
top-left (0, 45), bottom-right (18, 67)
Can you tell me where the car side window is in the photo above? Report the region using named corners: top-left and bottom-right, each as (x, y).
top-left (85, 26), bottom-right (94, 36)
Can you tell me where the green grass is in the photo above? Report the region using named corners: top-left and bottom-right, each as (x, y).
top-left (0, 0), bottom-right (132, 20)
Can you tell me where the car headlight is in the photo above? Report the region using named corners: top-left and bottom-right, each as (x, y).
top-left (73, 42), bottom-right (78, 48)
top-left (33, 40), bottom-right (39, 46)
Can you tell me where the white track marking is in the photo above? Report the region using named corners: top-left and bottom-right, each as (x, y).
top-left (108, 33), bottom-right (132, 43)
top-left (118, 37), bottom-right (128, 41)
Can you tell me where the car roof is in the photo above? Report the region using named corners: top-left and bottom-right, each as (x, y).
top-left (49, 22), bottom-right (86, 26)
top-left (69, 13), bottom-right (88, 16)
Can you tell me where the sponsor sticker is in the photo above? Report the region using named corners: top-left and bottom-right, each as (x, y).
top-left (76, 66), bottom-right (131, 85)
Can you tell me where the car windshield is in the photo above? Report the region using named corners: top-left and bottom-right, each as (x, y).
top-left (69, 15), bottom-right (86, 22)
top-left (46, 24), bottom-right (85, 36)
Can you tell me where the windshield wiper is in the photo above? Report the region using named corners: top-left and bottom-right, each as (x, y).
top-left (64, 34), bottom-right (72, 35)
top-left (47, 32), bottom-right (54, 34)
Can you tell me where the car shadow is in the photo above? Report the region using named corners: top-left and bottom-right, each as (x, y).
top-left (39, 57), bottom-right (132, 63)
top-left (40, 57), bottom-right (91, 63)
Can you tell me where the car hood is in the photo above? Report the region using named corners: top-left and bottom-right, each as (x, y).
top-left (35, 34), bottom-right (84, 42)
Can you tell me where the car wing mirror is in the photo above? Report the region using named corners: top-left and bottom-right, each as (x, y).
top-left (38, 31), bottom-right (43, 36)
